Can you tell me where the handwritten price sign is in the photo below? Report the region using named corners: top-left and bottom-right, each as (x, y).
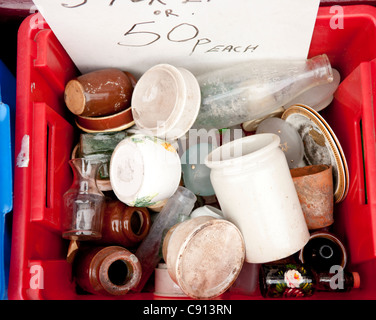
top-left (33, 0), bottom-right (320, 77)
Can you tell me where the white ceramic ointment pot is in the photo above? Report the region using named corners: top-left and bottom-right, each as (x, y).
top-left (205, 133), bottom-right (310, 263)
top-left (110, 134), bottom-right (181, 207)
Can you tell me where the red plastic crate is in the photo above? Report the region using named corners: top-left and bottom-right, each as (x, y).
top-left (8, 5), bottom-right (376, 300)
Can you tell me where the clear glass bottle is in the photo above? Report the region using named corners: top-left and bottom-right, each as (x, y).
top-left (62, 158), bottom-right (105, 240)
top-left (259, 263), bottom-right (360, 298)
top-left (132, 186), bottom-right (197, 292)
top-left (192, 54), bottom-right (333, 130)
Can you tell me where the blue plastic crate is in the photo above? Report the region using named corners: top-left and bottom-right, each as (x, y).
top-left (0, 59), bottom-right (15, 300)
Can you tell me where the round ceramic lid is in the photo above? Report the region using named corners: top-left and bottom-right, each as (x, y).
top-left (175, 219), bottom-right (245, 299)
top-left (131, 64), bottom-right (201, 140)
top-left (281, 104), bottom-right (349, 203)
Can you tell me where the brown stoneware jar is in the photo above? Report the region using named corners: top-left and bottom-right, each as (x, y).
top-left (98, 200), bottom-right (151, 248)
top-left (64, 68), bottom-right (135, 117)
top-left (73, 245), bottom-right (142, 296)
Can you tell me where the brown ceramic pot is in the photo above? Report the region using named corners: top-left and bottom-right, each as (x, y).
top-left (162, 216), bottom-right (245, 299)
top-left (75, 107), bottom-right (134, 133)
top-left (64, 68), bottom-right (134, 117)
top-left (290, 164), bottom-right (334, 230)
top-left (98, 200), bottom-right (151, 248)
top-left (73, 246), bottom-right (142, 296)
top-left (299, 231), bottom-right (347, 273)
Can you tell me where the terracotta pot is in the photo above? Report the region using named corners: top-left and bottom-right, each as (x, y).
top-left (98, 200), bottom-right (151, 247)
top-left (290, 164), bottom-right (334, 230)
top-left (64, 68), bottom-right (134, 117)
top-left (162, 216), bottom-right (245, 300)
top-left (73, 246), bottom-right (142, 296)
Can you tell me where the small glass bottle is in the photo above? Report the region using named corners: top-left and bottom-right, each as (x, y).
top-left (259, 263), bottom-right (360, 298)
top-left (62, 158), bottom-right (105, 241)
top-left (192, 54), bottom-right (333, 130)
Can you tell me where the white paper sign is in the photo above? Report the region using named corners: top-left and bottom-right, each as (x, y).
top-left (32, 0), bottom-right (320, 77)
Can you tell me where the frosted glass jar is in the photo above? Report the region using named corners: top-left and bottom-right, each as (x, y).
top-left (205, 133), bottom-right (310, 263)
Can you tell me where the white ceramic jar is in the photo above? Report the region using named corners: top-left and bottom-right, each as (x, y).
top-left (190, 205), bottom-right (224, 219)
top-left (110, 134), bottom-right (181, 207)
top-left (205, 133), bottom-right (310, 263)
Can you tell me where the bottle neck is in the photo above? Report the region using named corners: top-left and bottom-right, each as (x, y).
top-left (69, 158), bottom-right (103, 195)
top-left (307, 54), bottom-right (334, 84)
top-left (316, 271), bottom-right (358, 292)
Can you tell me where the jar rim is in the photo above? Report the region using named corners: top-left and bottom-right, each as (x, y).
top-left (205, 133), bottom-right (280, 169)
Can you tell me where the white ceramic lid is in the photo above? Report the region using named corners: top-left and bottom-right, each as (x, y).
top-left (131, 64), bottom-right (201, 140)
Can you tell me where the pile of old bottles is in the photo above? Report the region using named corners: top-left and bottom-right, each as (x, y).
top-left (60, 54), bottom-right (359, 299)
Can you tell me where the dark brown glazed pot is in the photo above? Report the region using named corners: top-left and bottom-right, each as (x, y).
top-left (73, 245), bottom-right (142, 296)
top-left (299, 231), bottom-right (347, 273)
top-left (98, 200), bottom-right (151, 248)
top-left (64, 68), bottom-right (134, 117)
top-left (290, 164), bottom-right (334, 230)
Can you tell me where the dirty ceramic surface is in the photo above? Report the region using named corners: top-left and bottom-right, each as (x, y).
top-left (110, 134), bottom-right (181, 207)
top-left (290, 164), bottom-right (334, 230)
top-left (162, 216), bottom-right (245, 299)
top-left (205, 133), bottom-right (310, 263)
top-left (282, 104), bottom-right (349, 203)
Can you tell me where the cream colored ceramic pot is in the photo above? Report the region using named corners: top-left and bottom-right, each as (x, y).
top-left (110, 134), bottom-right (181, 207)
top-left (205, 133), bottom-right (310, 263)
